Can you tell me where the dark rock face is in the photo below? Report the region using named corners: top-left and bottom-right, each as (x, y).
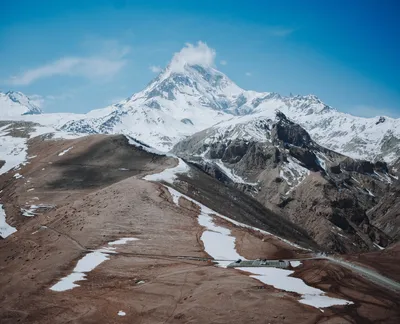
top-left (374, 161), bottom-right (389, 173)
top-left (330, 165), bottom-right (341, 174)
top-left (180, 118), bottom-right (194, 125)
top-left (368, 183), bottom-right (400, 241)
top-left (288, 147), bottom-right (320, 171)
top-left (376, 116), bottom-right (386, 125)
top-left (172, 111), bottom-right (398, 253)
top-left (340, 158), bottom-right (374, 174)
top-left (208, 142), bottom-right (227, 159)
top-left (146, 100), bottom-right (161, 109)
top-left (271, 112), bottom-right (313, 147)
top-left (221, 141), bottom-right (250, 164)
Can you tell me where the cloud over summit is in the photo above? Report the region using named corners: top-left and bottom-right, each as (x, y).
top-left (169, 41), bottom-right (216, 72)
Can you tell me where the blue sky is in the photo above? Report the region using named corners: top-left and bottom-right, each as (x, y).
top-left (1, 0), bottom-right (399, 117)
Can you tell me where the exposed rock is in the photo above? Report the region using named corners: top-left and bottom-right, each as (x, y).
top-left (340, 158), bottom-right (374, 174)
top-left (173, 111), bottom-right (397, 253)
top-left (271, 111), bottom-right (313, 147)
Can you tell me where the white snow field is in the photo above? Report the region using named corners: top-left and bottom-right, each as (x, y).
top-left (50, 238), bottom-right (139, 292)
top-left (0, 204), bottom-right (17, 238)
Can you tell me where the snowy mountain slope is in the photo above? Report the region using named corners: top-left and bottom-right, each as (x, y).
top-left (1, 46), bottom-right (399, 162)
top-left (0, 91), bottom-right (43, 117)
top-left (0, 120), bottom-right (83, 175)
top-left (172, 111), bottom-right (395, 252)
top-left (59, 63), bottom-right (256, 150)
top-left (59, 60), bottom-right (400, 161)
top-left (251, 96), bottom-right (400, 163)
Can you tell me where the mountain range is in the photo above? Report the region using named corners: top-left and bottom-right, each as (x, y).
top-left (1, 59), bottom-right (399, 164)
top-left (1, 54), bottom-right (400, 324)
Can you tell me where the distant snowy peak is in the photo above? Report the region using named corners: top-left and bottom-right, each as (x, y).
top-left (128, 63), bottom-right (248, 115)
top-left (3, 58), bottom-right (399, 163)
top-left (0, 91), bottom-right (42, 117)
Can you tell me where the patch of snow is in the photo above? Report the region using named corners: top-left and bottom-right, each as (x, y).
top-left (280, 157), bottom-right (310, 194)
top-left (315, 152), bottom-right (327, 171)
top-left (27, 188), bottom-right (35, 192)
top-left (58, 146), bottom-right (73, 156)
top-left (143, 158), bottom-right (190, 183)
top-left (240, 266), bottom-right (351, 308)
top-left (166, 187), bottom-right (182, 206)
top-left (337, 232), bottom-right (349, 240)
top-left (20, 204), bottom-right (53, 217)
top-left (21, 208), bottom-right (36, 217)
top-left (13, 173), bottom-right (23, 179)
top-left (196, 201), bottom-right (352, 308)
top-left (215, 159), bottom-right (258, 185)
top-left (127, 136), bottom-right (176, 157)
top-left (299, 294), bottom-right (353, 308)
top-left (50, 237), bottom-right (139, 292)
top-left (373, 171), bottom-right (392, 184)
top-left (118, 311), bottom-right (126, 316)
top-left (365, 188), bottom-right (375, 197)
top-left (373, 243), bottom-right (385, 250)
top-left (50, 272), bottom-right (87, 292)
top-left (108, 238), bottom-right (139, 246)
top-left (0, 131), bottom-right (27, 175)
top-left (163, 185), bottom-right (309, 251)
top-left (118, 168), bottom-right (129, 171)
top-left (290, 261), bottom-right (301, 268)
top-left (0, 204), bottom-right (17, 238)
top-left (198, 212), bottom-right (243, 267)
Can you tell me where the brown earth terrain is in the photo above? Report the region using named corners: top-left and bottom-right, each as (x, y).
top-left (0, 134), bottom-right (399, 323)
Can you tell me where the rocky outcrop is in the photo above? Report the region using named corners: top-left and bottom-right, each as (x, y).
top-left (367, 180), bottom-right (400, 241)
top-left (172, 111), bottom-right (397, 253)
top-left (271, 111), bottom-right (313, 147)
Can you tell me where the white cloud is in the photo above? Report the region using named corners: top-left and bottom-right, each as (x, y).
top-left (268, 27), bottom-right (295, 37)
top-left (149, 65), bottom-right (162, 73)
top-left (220, 60), bottom-right (227, 66)
top-left (26, 92), bottom-right (73, 110)
top-left (169, 41), bottom-right (216, 72)
top-left (245, 72), bottom-right (252, 77)
top-left (8, 43), bottom-right (130, 86)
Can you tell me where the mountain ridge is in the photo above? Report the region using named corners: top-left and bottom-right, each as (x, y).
top-left (1, 61), bottom-right (399, 163)
top-left (0, 91), bottom-right (43, 117)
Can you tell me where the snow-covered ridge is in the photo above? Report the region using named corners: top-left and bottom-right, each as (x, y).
top-left (1, 57), bottom-right (399, 163)
top-left (0, 91), bottom-right (42, 117)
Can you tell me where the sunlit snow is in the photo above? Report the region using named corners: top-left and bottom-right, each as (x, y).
top-left (0, 204), bottom-right (17, 238)
top-left (58, 146), bottom-right (73, 156)
top-left (163, 185), bottom-right (351, 309)
top-left (143, 158), bottom-right (190, 183)
top-left (50, 237), bottom-right (139, 292)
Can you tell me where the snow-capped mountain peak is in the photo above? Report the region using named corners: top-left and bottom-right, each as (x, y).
top-left (2, 42), bottom-right (399, 163)
top-left (129, 62), bottom-right (245, 113)
top-left (0, 91), bottom-right (43, 117)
